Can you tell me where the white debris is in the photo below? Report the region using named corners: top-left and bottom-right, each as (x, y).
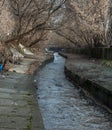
top-left (10, 48), bottom-right (24, 59)
top-left (19, 43), bottom-right (34, 55)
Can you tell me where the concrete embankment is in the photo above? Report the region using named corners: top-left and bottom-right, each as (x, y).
top-left (0, 53), bottom-right (53, 130)
top-left (60, 52), bottom-right (112, 111)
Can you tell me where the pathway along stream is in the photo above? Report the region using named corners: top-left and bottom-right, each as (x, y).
top-left (37, 53), bottom-right (112, 130)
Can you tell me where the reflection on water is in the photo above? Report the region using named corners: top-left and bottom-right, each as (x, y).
top-left (37, 53), bottom-right (112, 130)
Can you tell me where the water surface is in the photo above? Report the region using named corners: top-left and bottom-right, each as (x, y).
top-left (37, 53), bottom-right (112, 130)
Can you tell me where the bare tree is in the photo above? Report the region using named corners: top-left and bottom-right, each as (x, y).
top-left (55, 0), bottom-right (109, 48)
top-left (2, 0), bottom-right (66, 47)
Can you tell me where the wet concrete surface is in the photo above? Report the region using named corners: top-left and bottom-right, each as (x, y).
top-left (37, 53), bottom-right (112, 130)
top-left (0, 57), bottom-right (45, 130)
top-left (9, 58), bottom-right (35, 74)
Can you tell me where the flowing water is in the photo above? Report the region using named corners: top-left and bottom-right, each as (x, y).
top-left (37, 53), bottom-right (112, 130)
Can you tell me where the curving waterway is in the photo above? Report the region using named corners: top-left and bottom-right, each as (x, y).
top-left (37, 53), bottom-right (112, 130)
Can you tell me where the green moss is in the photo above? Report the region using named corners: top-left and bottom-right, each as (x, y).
top-left (27, 99), bottom-right (33, 105)
top-left (27, 123), bottom-right (32, 130)
top-left (27, 90), bottom-right (33, 96)
top-left (101, 60), bottom-right (112, 67)
top-left (27, 116), bottom-right (33, 130)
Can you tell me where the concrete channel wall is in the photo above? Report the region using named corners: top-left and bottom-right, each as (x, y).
top-left (59, 52), bottom-right (112, 111)
top-left (34, 56), bottom-right (54, 76)
top-left (64, 67), bottom-right (112, 110)
top-left (31, 55), bottom-right (54, 129)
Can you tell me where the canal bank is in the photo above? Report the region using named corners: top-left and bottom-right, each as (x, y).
top-left (60, 52), bottom-right (112, 111)
top-left (0, 52), bottom-right (53, 130)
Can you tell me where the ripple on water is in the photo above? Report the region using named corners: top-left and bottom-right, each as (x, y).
top-left (37, 53), bottom-right (112, 130)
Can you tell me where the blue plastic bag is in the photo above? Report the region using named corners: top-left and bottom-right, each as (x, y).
top-left (0, 64), bottom-right (3, 71)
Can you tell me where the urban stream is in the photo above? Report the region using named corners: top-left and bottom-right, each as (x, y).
top-left (37, 53), bottom-right (112, 130)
